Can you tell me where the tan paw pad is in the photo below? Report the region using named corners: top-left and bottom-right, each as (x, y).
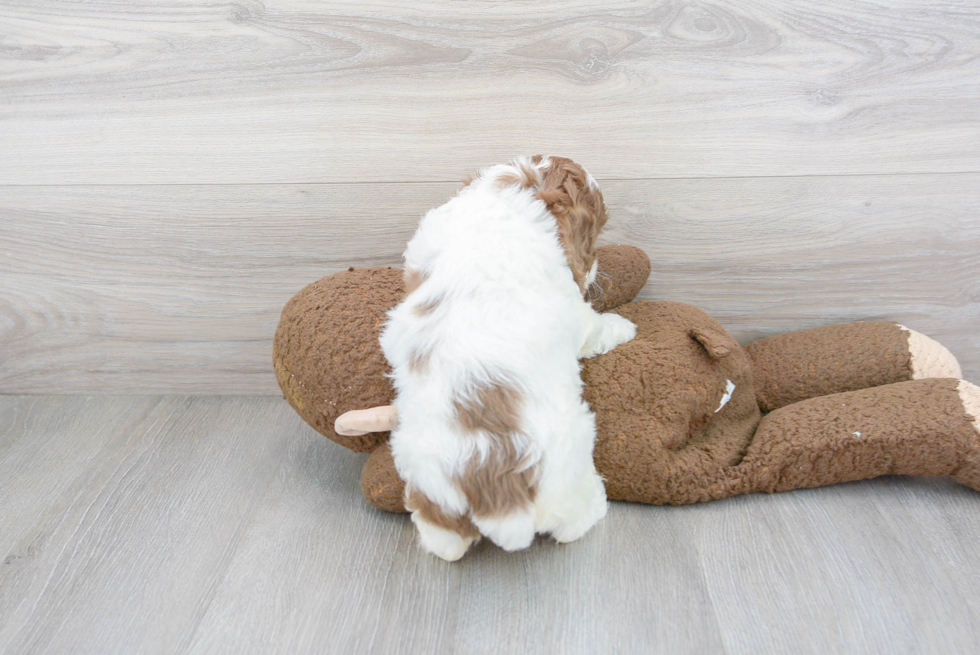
top-left (960, 380), bottom-right (980, 438)
top-left (900, 326), bottom-right (963, 380)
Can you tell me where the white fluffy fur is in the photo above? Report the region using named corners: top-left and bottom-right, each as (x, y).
top-left (379, 157), bottom-right (636, 561)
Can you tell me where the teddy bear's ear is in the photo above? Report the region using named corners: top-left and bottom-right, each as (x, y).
top-left (690, 327), bottom-right (738, 359)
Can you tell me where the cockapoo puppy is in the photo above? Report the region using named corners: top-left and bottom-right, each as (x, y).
top-left (379, 155), bottom-right (637, 561)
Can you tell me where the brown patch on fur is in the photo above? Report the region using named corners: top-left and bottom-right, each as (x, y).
top-left (407, 348), bottom-right (430, 374)
top-left (459, 449), bottom-right (538, 519)
top-left (453, 381), bottom-right (537, 518)
top-left (454, 382), bottom-right (523, 435)
top-left (535, 156), bottom-right (608, 295)
top-left (405, 486), bottom-right (480, 539)
top-left (403, 268), bottom-right (427, 296)
top-left (494, 158), bottom-right (542, 190)
top-left (413, 295), bottom-right (441, 317)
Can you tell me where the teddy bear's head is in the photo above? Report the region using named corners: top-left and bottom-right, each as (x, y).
top-left (273, 245), bottom-right (654, 454)
top-left (581, 300), bottom-right (761, 504)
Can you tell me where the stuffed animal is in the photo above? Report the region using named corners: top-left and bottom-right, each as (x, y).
top-left (273, 245), bottom-right (980, 513)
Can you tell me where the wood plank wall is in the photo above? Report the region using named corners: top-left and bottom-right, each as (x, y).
top-left (1, 0), bottom-right (978, 393)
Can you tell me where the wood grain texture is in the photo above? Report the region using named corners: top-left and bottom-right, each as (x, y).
top-left (3, 395), bottom-right (980, 654)
top-left (0, 183), bottom-right (443, 394)
top-left (0, 395), bottom-right (299, 654)
top-left (2, 175), bottom-right (977, 394)
top-left (687, 480), bottom-right (980, 653)
top-left (604, 174), bottom-right (980, 383)
top-left (1, 0), bottom-right (979, 183)
top-left (184, 434), bottom-right (727, 655)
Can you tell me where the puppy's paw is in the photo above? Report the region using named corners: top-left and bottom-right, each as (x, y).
top-left (581, 314), bottom-right (637, 359)
top-left (550, 486), bottom-right (608, 544)
top-left (603, 313), bottom-right (637, 347)
top-left (473, 511), bottom-right (536, 552)
top-left (412, 513), bottom-right (476, 562)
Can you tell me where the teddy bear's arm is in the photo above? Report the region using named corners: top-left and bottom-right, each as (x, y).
top-left (744, 322), bottom-right (961, 413)
top-left (588, 245), bottom-right (651, 313)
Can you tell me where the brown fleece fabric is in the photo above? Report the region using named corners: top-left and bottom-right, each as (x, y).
top-left (273, 266), bottom-right (402, 453)
top-left (588, 244), bottom-right (652, 313)
top-left (361, 444), bottom-right (407, 513)
top-left (740, 378), bottom-right (978, 496)
top-left (583, 301), bottom-right (762, 506)
top-left (274, 245), bottom-right (977, 512)
top-left (746, 322), bottom-right (913, 412)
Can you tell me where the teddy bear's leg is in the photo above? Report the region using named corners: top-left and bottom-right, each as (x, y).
top-left (745, 322), bottom-right (961, 412)
top-left (951, 380), bottom-right (980, 489)
top-left (726, 378), bottom-right (980, 497)
top-left (361, 443), bottom-right (408, 513)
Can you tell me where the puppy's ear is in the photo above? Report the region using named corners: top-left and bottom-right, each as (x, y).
top-left (537, 157), bottom-right (608, 294)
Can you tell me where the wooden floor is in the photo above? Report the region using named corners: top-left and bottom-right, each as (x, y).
top-left (2, 394), bottom-right (980, 655)
top-left (2, 1), bottom-right (980, 652)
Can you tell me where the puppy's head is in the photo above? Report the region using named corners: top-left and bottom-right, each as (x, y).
top-left (467, 155), bottom-right (608, 296)
top-left (534, 156), bottom-right (607, 295)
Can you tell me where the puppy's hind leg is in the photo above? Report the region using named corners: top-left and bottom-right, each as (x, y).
top-left (533, 411), bottom-right (609, 544)
top-left (405, 488), bottom-right (480, 562)
top-left (411, 514), bottom-right (479, 562)
top-left (471, 509), bottom-right (537, 552)
top-left (539, 467), bottom-right (608, 544)
top-left (461, 458), bottom-right (538, 551)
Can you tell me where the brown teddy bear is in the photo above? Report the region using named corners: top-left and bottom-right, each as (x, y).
top-left (273, 245), bottom-right (980, 513)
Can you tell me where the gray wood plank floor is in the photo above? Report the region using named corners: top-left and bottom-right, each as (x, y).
top-left (3, 395), bottom-right (980, 654)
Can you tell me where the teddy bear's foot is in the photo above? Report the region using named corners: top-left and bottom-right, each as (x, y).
top-left (961, 380), bottom-right (980, 430)
top-left (899, 326), bottom-right (963, 380)
top-left (951, 380), bottom-right (980, 491)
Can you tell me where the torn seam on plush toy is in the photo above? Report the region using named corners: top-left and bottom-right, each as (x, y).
top-left (715, 380), bottom-right (736, 413)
